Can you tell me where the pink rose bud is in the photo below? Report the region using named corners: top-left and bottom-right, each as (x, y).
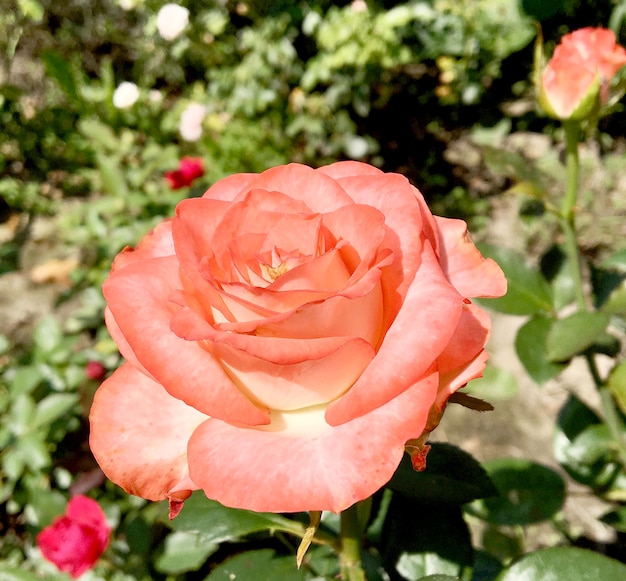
top-left (537, 27), bottom-right (626, 120)
top-left (164, 157), bottom-right (205, 190)
top-left (90, 162), bottom-right (506, 515)
top-left (37, 495), bottom-right (111, 578)
top-left (85, 361), bottom-right (107, 381)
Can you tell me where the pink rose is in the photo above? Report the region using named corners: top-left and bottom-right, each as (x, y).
top-left (164, 157), bottom-right (205, 190)
top-left (37, 495), bottom-right (110, 578)
top-left (540, 27), bottom-right (626, 119)
top-left (89, 162), bottom-right (506, 515)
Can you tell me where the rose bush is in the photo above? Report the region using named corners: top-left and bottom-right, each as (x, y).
top-left (37, 495), bottom-right (110, 578)
top-left (539, 27), bottom-right (626, 120)
top-left (89, 162), bottom-right (506, 515)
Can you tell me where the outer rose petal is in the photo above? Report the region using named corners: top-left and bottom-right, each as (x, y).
top-left (317, 160), bottom-right (384, 179)
top-left (89, 363), bottom-right (206, 502)
top-left (103, 256), bottom-right (269, 424)
top-left (111, 220), bottom-right (175, 272)
top-left (187, 367), bottom-right (439, 513)
top-left (435, 216), bottom-right (507, 298)
top-left (201, 172), bottom-right (257, 201)
top-left (436, 302), bottom-right (493, 409)
top-left (241, 164), bottom-right (354, 212)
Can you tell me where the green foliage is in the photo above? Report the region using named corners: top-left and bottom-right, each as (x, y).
top-left (466, 458), bottom-right (566, 526)
top-left (496, 546), bottom-right (626, 580)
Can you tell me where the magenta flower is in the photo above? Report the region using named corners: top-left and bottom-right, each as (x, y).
top-left (37, 495), bottom-right (110, 578)
top-left (164, 157), bottom-right (205, 190)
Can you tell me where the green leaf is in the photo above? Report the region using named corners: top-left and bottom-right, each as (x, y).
top-left (471, 549), bottom-right (504, 581)
top-left (600, 505), bottom-right (626, 532)
top-left (42, 50), bottom-right (79, 103)
top-left (545, 311), bottom-right (610, 362)
top-left (388, 443), bottom-right (497, 505)
top-left (381, 499), bottom-right (472, 580)
top-left (553, 396), bottom-right (619, 489)
top-left (17, 432), bottom-right (50, 470)
top-left (608, 361), bottom-right (626, 415)
top-left (203, 549), bottom-right (308, 580)
top-left (171, 492), bottom-right (301, 544)
top-left (600, 248), bottom-right (626, 272)
top-left (465, 458), bottom-right (565, 525)
top-left (155, 531), bottom-right (219, 574)
top-left (79, 118), bottom-right (120, 152)
top-left (464, 365), bottom-right (519, 400)
top-left (32, 393), bottom-right (80, 429)
top-left (0, 334), bottom-right (10, 355)
top-left (2, 448), bottom-right (26, 481)
top-left (600, 282), bottom-right (626, 314)
top-left (515, 316), bottom-right (567, 384)
top-left (496, 546), bottom-right (626, 580)
top-left (416, 576), bottom-right (460, 580)
top-left (32, 315), bottom-right (63, 355)
top-left (476, 244), bottom-right (553, 315)
top-left (7, 366), bottom-right (43, 396)
top-left (95, 152), bottom-right (129, 197)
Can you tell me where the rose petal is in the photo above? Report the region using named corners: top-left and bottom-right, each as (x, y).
top-left (435, 216), bottom-right (507, 298)
top-left (331, 173), bottom-right (427, 328)
top-left (201, 172), bottom-right (257, 201)
top-left (242, 164), bottom-right (354, 212)
top-left (103, 256), bottom-right (269, 424)
top-left (436, 302), bottom-right (492, 408)
top-left (170, 306), bottom-right (376, 409)
top-left (111, 220), bottom-right (175, 272)
top-left (213, 337), bottom-right (376, 410)
top-left (317, 160), bottom-right (384, 179)
top-left (187, 366), bottom-right (438, 513)
top-left (89, 363), bottom-right (206, 501)
top-left (325, 242), bottom-right (463, 426)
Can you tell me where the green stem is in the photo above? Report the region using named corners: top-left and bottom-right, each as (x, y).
top-left (560, 120), bottom-right (626, 468)
top-left (560, 120), bottom-right (586, 311)
top-left (339, 503), bottom-right (367, 581)
top-left (599, 384), bottom-right (626, 468)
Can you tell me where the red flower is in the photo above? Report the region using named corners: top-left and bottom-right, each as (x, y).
top-left (164, 157), bottom-right (205, 190)
top-left (85, 361), bottom-right (107, 381)
top-left (37, 495), bottom-right (110, 578)
top-left (90, 162), bottom-right (506, 515)
top-left (539, 27), bottom-right (626, 119)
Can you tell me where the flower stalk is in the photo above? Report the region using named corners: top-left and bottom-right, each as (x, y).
top-left (560, 120), bottom-right (586, 311)
top-left (559, 119), bottom-right (626, 468)
top-left (339, 503), bottom-right (367, 581)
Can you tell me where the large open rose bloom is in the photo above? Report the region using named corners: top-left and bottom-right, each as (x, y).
top-left (540, 27), bottom-right (626, 119)
top-left (90, 162), bottom-right (506, 515)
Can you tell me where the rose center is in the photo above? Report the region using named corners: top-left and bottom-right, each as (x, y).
top-left (261, 261), bottom-right (289, 282)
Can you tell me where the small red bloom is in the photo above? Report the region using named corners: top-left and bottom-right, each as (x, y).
top-left (85, 361), bottom-right (107, 381)
top-left (37, 495), bottom-right (110, 578)
top-left (164, 157), bottom-right (205, 190)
